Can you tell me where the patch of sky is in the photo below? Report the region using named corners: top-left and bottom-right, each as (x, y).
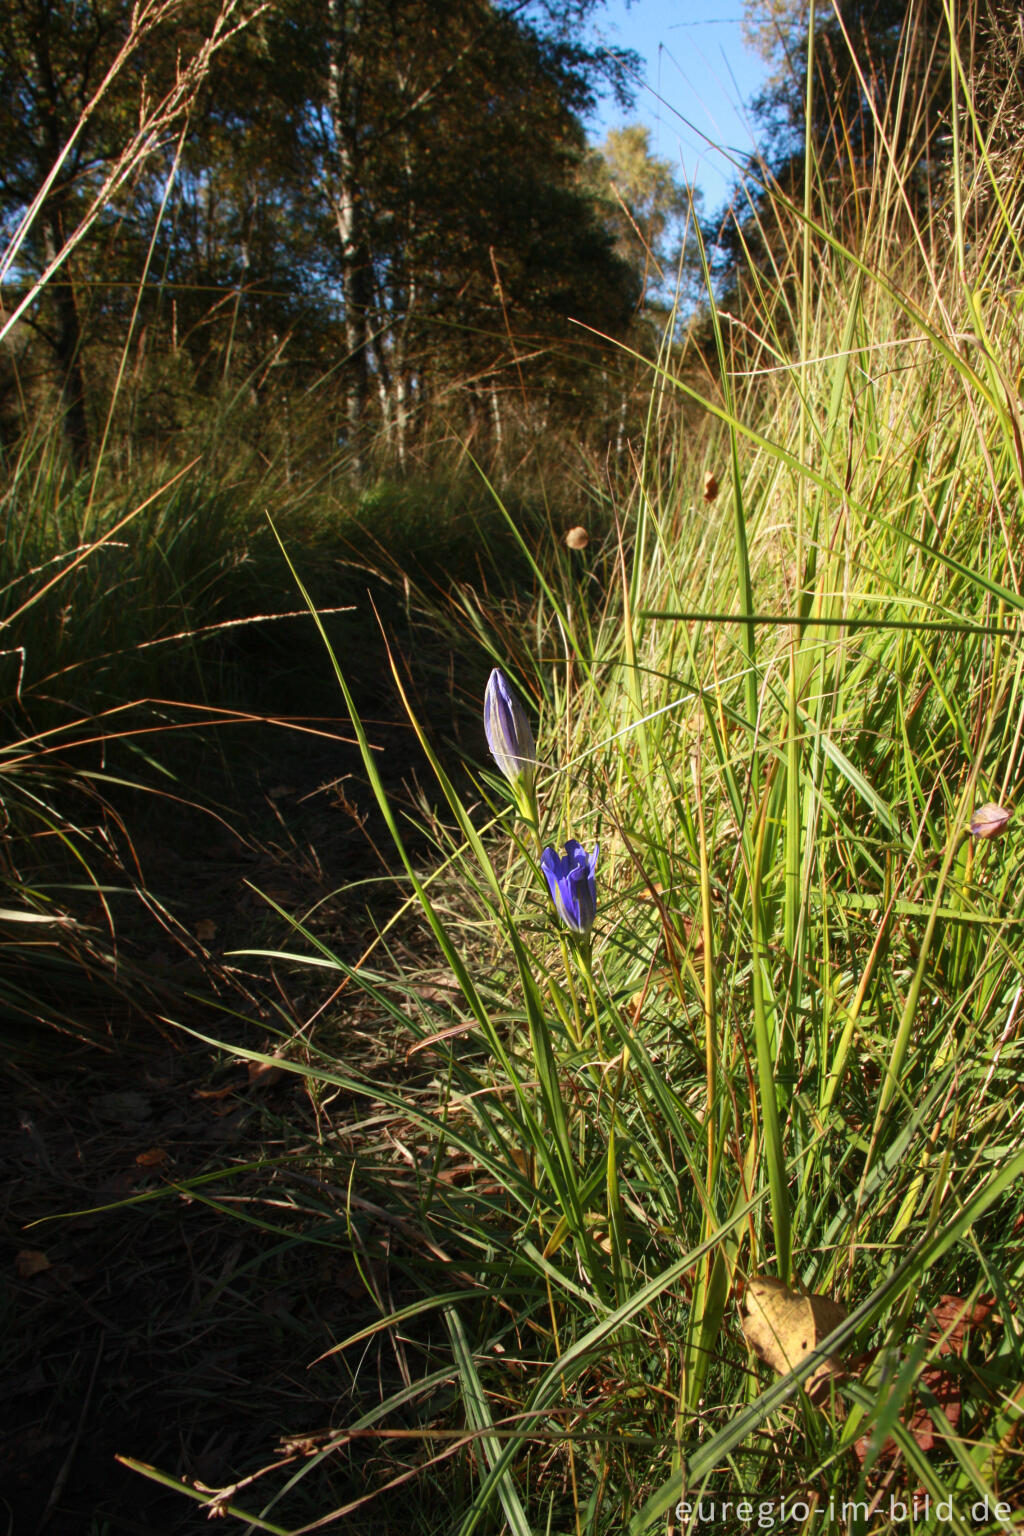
top-left (585, 0), bottom-right (770, 216)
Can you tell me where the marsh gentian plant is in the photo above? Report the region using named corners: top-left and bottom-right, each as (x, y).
top-left (541, 839), bottom-right (598, 938)
top-left (484, 668), bottom-right (538, 825)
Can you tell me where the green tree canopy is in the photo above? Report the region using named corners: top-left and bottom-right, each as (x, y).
top-left (588, 124), bottom-right (699, 314)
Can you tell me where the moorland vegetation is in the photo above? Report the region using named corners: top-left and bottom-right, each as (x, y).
top-left (4, 0), bottom-right (1024, 1531)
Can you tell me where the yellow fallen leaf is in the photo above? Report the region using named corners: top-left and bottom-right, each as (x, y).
top-left (742, 1276), bottom-right (847, 1394)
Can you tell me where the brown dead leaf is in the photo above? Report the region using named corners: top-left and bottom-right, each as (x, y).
top-left (135, 1146), bottom-right (169, 1167)
top-left (405, 1018), bottom-right (478, 1059)
top-left (742, 1277), bottom-right (847, 1394)
top-left (635, 885), bottom-right (706, 968)
top-left (674, 912), bottom-right (705, 961)
top-left (629, 968), bottom-right (677, 1014)
top-left (15, 1249), bottom-right (51, 1278)
top-left (247, 1060), bottom-right (285, 1089)
top-left (854, 1364), bottom-right (963, 1465)
top-left (852, 1294), bottom-right (995, 1468)
top-left (207, 1100), bottom-right (244, 1120)
top-left (195, 918), bottom-right (217, 942)
top-left (909, 1365), bottom-right (962, 1451)
top-left (930, 1293), bottom-right (996, 1354)
top-left (193, 1082), bottom-right (240, 1102)
top-left (509, 1146), bottom-right (534, 1181)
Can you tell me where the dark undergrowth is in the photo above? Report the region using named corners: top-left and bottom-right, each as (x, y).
top-left (1, 457), bottom-right (585, 1533)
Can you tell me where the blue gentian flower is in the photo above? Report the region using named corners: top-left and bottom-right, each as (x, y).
top-left (484, 668), bottom-right (537, 819)
top-left (541, 839), bottom-right (599, 936)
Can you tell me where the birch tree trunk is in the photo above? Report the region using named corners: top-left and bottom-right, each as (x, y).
top-left (325, 0), bottom-right (375, 478)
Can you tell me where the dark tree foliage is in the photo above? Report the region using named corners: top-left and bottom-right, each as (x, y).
top-left (0, 0), bottom-right (267, 467)
top-left (753, 0), bottom-right (946, 172)
top-left (714, 0), bottom-right (1024, 324)
top-left (0, 0), bottom-right (647, 475)
top-left (0, 0), bottom-right (145, 467)
top-left (713, 0), bottom-right (951, 321)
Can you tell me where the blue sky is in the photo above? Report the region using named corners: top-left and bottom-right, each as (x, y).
top-left (584, 0), bottom-right (770, 213)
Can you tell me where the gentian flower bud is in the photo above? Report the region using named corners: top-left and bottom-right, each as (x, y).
top-left (484, 669), bottom-right (538, 821)
top-left (541, 839), bottom-right (599, 937)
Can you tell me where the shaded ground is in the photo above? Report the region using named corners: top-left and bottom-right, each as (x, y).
top-left (2, 615), bottom-right (481, 1533)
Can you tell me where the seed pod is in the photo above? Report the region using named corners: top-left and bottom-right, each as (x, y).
top-left (970, 802), bottom-right (1012, 839)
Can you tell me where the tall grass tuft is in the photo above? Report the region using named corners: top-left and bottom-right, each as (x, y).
top-left (128, 6), bottom-right (1024, 1531)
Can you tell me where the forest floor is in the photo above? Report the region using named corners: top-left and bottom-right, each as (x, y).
top-left (2, 611), bottom-right (470, 1534)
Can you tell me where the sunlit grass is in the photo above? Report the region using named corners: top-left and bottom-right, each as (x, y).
top-left (155, 9), bottom-right (1024, 1531)
top-left (11, 2), bottom-right (1024, 1531)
